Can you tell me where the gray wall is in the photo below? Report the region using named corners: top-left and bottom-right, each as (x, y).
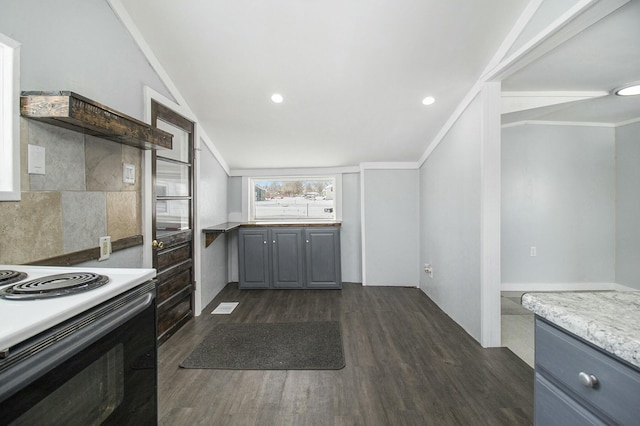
top-left (0, 0), bottom-right (172, 120)
top-left (340, 172), bottom-right (362, 283)
top-left (363, 169), bottom-right (419, 286)
top-left (198, 143), bottom-right (229, 307)
top-left (501, 124), bottom-right (615, 285)
top-left (419, 95), bottom-right (482, 341)
top-left (615, 121), bottom-right (640, 290)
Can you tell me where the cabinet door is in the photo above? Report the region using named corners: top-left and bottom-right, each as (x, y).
top-left (305, 227), bottom-right (342, 289)
top-left (271, 228), bottom-right (304, 288)
top-left (238, 228), bottom-right (270, 289)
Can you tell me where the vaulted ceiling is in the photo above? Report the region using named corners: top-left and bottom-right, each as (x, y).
top-left (119, 0), bottom-right (528, 169)
top-left (119, 0), bottom-right (640, 170)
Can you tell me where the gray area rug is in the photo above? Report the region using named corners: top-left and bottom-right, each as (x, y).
top-left (180, 321), bottom-right (345, 370)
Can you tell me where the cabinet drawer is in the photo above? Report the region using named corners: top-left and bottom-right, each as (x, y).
top-left (536, 319), bottom-right (640, 425)
top-left (535, 373), bottom-right (605, 426)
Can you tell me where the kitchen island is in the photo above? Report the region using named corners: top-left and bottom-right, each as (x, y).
top-left (522, 291), bottom-right (640, 425)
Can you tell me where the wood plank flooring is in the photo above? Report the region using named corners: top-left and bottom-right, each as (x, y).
top-left (158, 283), bottom-right (534, 425)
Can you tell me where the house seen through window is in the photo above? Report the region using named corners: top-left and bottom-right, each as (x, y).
top-left (251, 177), bottom-right (336, 221)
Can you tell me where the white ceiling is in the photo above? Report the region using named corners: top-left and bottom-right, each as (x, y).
top-left (120, 0), bottom-right (529, 169)
top-left (502, 0), bottom-right (640, 125)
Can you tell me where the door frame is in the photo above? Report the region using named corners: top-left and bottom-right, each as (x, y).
top-left (142, 88), bottom-right (203, 315)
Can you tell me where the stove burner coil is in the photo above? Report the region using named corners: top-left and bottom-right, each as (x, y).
top-left (0, 272), bottom-right (109, 300)
top-left (0, 270), bottom-right (28, 286)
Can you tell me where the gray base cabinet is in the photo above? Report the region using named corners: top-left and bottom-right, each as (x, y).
top-left (238, 226), bottom-right (341, 289)
top-left (534, 317), bottom-right (640, 426)
top-left (238, 228), bottom-right (270, 289)
top-left (305, 227), bottom-right (341, 289)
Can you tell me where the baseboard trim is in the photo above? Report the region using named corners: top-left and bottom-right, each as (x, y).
top-left (500, 282), bottom-right (638, 292)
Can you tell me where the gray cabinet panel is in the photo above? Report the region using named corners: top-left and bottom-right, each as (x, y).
top-left (305, 228), bottom-right (341, 289)
top-left (238, 228), bottom-right (270, 289)
top-left (534, 317), bottom-right (640, 426)
top-left (535, 374), bottom-right (605, 426)
top-left (271, 228), bottom-right (304, 288)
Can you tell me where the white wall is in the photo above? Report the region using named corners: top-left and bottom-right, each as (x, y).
top-left (420, 94), bottom-right (482, 341)
top-left (501, 124), bottom-right (615, 288)
top-left (615, 121), bottom-right (640, 290)
top-left (362, 168), bottom-right (419, 286)
top-left (198, 143), bottom-right (229, 308)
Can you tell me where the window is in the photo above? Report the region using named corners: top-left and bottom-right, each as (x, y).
top-left (250, 176), bottom-right (337, 221)
top-left (0, 33), bottom-right (20, 201)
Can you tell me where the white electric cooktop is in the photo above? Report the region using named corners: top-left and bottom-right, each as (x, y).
top-left (0, 265), bottom-right (156, 351)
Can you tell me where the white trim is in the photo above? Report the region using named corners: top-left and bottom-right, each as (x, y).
top-left (480, 82), bottom-right (502, 348)
top-left (418, 82), bottom-right (483, 167)
top-left (502, 120), bottom-right (617, 128)
top-left (501, 90), bottom-right (608, 114)
top-left (231, 165), bottom-right (359, 177)
top-left (480, 0), bottom-right (545, 76)
top-left (359, 161), bottom-right (420, 170)
top-left (359, 165), bottom-right (367, 286)
top-left (501, 282), bottom-right (629, 292)
top-left (0, 34), bottom-right (21, 201)
top-left (615, 116), bottom-right (640, 128)
top-left (107, 0), bottom-right (230, 176)
top-left (484, 0), bottom-right (629, 83)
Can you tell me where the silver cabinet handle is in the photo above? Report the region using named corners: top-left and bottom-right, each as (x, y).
top-left (306, 240), bottom-right (309, 243)
top-left (273, 240), bottom-right (276, 244)
top-left (263, 241), bottom-right (267, 245)
top-left (579, 372), bottom-right (598, 388)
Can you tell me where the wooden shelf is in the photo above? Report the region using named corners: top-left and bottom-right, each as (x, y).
top-left (20, 91), bottom-right (173, 150)
top-left (202, 222), bottom-right (243, 247)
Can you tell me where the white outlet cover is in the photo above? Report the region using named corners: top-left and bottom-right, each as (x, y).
top-left (28, 144), bottom-right (46, 175)
top-left (123, 163), bottom-right (135, 184)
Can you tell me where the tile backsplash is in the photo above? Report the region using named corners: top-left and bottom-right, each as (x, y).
top-left (0, 119), bottom-right (142, 265)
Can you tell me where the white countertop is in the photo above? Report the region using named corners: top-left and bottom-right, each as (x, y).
top-left (522, 291), bottom-right (640, 368)
top-left (0, 265), bottom-right (156, 350)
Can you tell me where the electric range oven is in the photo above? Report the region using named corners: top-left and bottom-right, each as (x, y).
top-left (0, 265), bottom-right (157, 425)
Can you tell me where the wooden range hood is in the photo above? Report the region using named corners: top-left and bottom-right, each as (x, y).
top-left (20, 91), bottom-right (172, 150)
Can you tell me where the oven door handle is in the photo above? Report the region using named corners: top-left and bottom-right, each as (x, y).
top-left (0, 291), bottom-right (155, 403)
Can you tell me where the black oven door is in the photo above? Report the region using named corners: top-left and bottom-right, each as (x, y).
top-left (0, 282), bottom-right (157, 425)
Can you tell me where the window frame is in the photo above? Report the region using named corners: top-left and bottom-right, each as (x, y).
top-left (246, 175), bottom-right (342, 223)
top-left (0, 34), bottom-right (21, 201)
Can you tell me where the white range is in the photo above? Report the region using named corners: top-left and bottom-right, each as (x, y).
top-left (0, 265), bottom-right (156, 351)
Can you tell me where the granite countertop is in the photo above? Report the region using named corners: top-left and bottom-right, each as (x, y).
top-left (522, 291), bottom-right (640, 368)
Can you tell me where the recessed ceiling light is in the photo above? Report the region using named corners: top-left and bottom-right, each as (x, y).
top-left (613, 82), bottom-right (640, 96)
top-left (422, 96), bottom-right (435, 106)
top-left (271, 93), bottom-right (284, 103)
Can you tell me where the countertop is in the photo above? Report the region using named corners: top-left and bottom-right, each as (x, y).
top-left (522, 291), bottom-right (640, 368)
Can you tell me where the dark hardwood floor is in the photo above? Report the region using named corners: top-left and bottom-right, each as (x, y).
top-left (158, 283), bottom-right (534, 425)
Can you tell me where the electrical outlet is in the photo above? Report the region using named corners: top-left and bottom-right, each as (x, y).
top-left (424, 263), bottom-right (433, 278)
top-left (530, 246), bottom-right (537, 257)
top-left (99, 236), bottom-right (111, 261)
top-left (123, 163), bottom-right (135, 184)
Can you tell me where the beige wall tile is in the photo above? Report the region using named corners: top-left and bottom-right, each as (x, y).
top-left (0, 192), bottom-right (63, 264)
top-left (85, 135), bottom-right (123, 192)
top-left (106, 191), bottom-right (141, 240)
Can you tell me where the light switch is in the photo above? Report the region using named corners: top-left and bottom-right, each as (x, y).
top-left (123, 163), bottom-right (135, 184)
top-left (28, 144), bottom-right (46, 175)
